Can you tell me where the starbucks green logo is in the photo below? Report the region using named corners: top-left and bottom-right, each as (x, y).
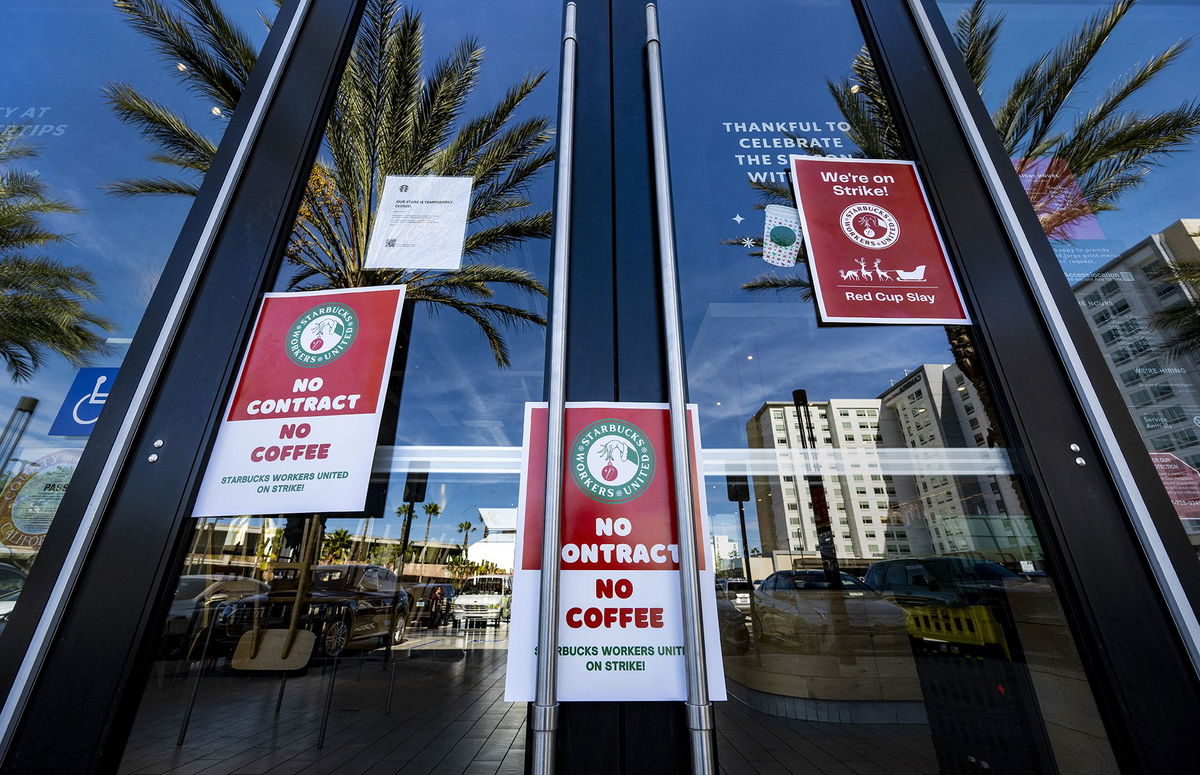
top-left (286, 302), bottom-right (358, 367)
top-left (570, 419), bottom-right (656, 503)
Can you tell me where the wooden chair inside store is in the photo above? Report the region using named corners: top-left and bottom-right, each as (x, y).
top-left (232, 516), bottom-right (318, 670)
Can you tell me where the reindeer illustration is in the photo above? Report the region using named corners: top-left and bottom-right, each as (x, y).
top-left (855, 257), bottom-right (874, 282)
top-left (839, 269), bottom-right (860, 281)
top-left (873, 258), bottom-right (894, 281)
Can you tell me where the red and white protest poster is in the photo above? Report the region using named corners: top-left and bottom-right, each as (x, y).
top-left (1150, 452), bottom-right (1200, 525)
top-left (192, 286), bottom-right (405, 517)
top-left (789, 155), bottom-right (970, 325)
top-left (505, 402), bottom-right (726, 702)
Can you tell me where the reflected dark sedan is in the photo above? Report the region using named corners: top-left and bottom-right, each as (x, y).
top-left (214, 564), bottom-right (411, 661)
top-left (161, 574), bottom-right (268, 658)
top-left (753, 570), bottom-right (908, 655)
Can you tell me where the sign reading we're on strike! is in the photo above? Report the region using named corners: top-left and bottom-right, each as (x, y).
top-left (193, 286), bottom-right (405, 517)
top-left (505, 403), bottom-right (726, 702)
top-left (790, 155), bottom-right (970, 325)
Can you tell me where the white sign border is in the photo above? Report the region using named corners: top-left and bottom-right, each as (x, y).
top-left (191, 285), bottom-right (406, 518)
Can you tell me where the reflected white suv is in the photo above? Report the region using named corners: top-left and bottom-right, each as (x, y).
top-left (452, 575), bottom-right (511, 628)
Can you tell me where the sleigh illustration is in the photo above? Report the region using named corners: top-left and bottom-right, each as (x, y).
top-left (895, 265), bottom-right (927, 281)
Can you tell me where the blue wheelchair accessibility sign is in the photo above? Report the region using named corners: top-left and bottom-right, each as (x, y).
top-left (49, 367), bottom-right (119, 436)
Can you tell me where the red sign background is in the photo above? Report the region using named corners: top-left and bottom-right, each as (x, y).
top-left (226, 288), bottom-right (403, 421)
top-left (790, 156), bottom-right (969, 325)
top-left (519, 404), bottom-right (706, 572)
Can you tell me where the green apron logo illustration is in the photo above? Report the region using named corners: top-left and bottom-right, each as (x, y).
top-left (570, 419), bottom-right (656, 503)
top-left (287, 302), bottom-right (358, 367)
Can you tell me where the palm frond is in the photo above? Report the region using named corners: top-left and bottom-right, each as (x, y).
top-left (113, 0), bottom-right (555, 369)
top-left (741, 273), bottom-right (815, 302)
top-left (104, 83), bottom-right (218, 172)
top-left (996, 0), bottom-right (1136, 158)
top-left (953, 0), bottom-right (1003, 92)
top-left (1151, 297), bottom-right (1200, 359)
top-left (105, 177), bottom-right (202, 197)
top-left (462, 213), bottom-right (553, 257)
top-left (0, 255), bottom-right (110, 381)
top-left (114, 0), bottom-right (248, 113)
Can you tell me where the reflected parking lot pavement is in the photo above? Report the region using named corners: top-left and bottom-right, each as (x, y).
top-left (121, 624), bottom-right (521, 775)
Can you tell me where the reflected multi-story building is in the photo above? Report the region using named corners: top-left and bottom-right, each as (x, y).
top-left (879, 364), bottom-right (1033, 560)
top-left (1072, 219), bottom-right (1200, 470)
top-left (748, 397), bottom-right (900, 567)
top-left (748, 364), bottom-right (1035, 569)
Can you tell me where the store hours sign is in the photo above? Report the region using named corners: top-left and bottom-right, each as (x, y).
top-left (790, 155), bottom-right (970, 325)
top-left (505, 402), bottom-right (726, 702)
top-left (192, 286), bottom-right (405, 517)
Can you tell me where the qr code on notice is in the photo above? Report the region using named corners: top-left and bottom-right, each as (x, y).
top-left (385, 239), bottom-right (397, 248)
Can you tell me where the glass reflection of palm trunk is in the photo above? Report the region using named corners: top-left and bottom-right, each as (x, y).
top-left (793, 389), bottom-right (855, 667)
top-left (0, 396), bottom-right (37, 486)
top-left (792, 389), bottom-right (842, 588)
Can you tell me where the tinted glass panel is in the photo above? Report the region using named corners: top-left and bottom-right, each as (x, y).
top-left (117, 1), bottom-right (560, 771)
top-left (660, 1), bottom-right (1118, 771)
top-left (0, 2), bottom-right (270, 633)
top-left (934, 0), bottom-right (1200, 571)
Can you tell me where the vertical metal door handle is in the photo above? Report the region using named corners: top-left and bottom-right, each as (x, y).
top-left (530, 4), bottom-right (577, 774)
top-left (645, 5), bottom-right (718, 774)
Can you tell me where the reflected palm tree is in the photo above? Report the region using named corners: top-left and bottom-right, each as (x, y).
top-left (456, 519), bottom-right (476, 557)
top-left (1149, 239), bottom-right (1200, 358)
top-left (0, 132), bottom-right (109, 381)
top-left (417, 501), bottom-right (441, 572)
top-left (107, 0), bottom-right (553, 367)
top-left (323, 527), bottom-right (353, 562)
top-left (737, 0), bottom-right (1200, 443)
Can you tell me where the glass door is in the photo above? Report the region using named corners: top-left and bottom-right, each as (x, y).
top-left (15, 1), bottom-right (564, 772)
top-left (649, 0), bottom-right (1171, 771)
top-left (4, 1), bottom-right (1200, 773)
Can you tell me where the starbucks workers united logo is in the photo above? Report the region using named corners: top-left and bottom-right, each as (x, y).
top-left (570, 419), bottom-right (656, 503)
top-left (287, 302), bottom-right (358, 367)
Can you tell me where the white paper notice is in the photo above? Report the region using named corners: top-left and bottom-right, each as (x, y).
top-left (365, 175), bottom-right (472, 271)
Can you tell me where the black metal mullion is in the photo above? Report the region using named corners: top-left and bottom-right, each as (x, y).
top-left (856, 0), bottom-right (1200, 769)
top-left (0, 1), bottom-right (367, 771)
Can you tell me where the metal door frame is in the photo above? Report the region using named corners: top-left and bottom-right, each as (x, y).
top-left (0, 0), bottom-right (1198, 772)
top-left (0, 0), bottom-right (367, 770)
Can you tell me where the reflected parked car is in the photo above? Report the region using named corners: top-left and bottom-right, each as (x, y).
top-left (718, 578), bottom-right (754, 615)
top-left (407, 582), bottom-right (455, 627)
top-left (753, 570), bottom-right (908, 655)
top-left (863, 557), bottom-right (1033, 657)
top-left (0, 563), bottom-right (27, 627)
top-left (161, 574), bottom-right (268, 658)
top-left (715, 595), bottom-right (749, 655)
top-left (214, 564), bottom-right (411, 661)
top-left (452, 575), bottom-right (510, 627)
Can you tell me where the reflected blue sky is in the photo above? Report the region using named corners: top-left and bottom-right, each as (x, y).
top-left (660, 0), bottom-right (1200, 555)
top-left (1, 1), bottom-right (559, 547)
top-left (0, 2), bottom-right (274, 451)
top-left (937, 0), bottom-right (1200, 255)
top-left (2, 1), bottom-right (1196, 552)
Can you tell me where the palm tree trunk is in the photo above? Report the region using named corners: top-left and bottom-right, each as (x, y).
top-left (361, 300), bottom-right (417, 518)
top-left (418, 513), bottom-right (432, 583)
